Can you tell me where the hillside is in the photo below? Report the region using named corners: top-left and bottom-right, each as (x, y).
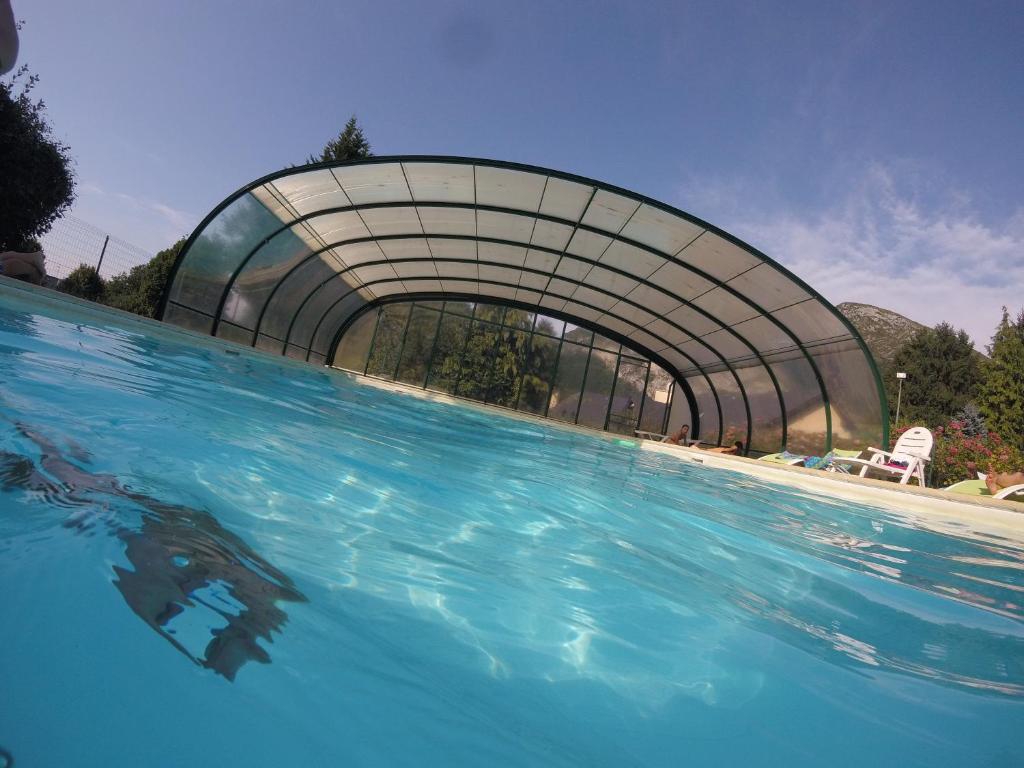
top-left (836, 302), bottom-right (928, 368)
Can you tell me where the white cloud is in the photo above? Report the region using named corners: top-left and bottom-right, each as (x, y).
top-left (676, 164), bottom-right (1024, 349)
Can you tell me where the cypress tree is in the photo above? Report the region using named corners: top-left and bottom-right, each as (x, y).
top-left (978, 307), bottom-right (1024, 451)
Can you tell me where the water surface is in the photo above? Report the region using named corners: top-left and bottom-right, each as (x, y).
top-left (1, 285), bottom-right (1022, 767)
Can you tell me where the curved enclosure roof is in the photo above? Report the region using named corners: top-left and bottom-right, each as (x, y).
top-left (160, 156), bottom-right (887, 454)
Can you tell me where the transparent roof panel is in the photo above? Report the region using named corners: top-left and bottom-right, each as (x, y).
top-left (360, 207), bottom-right (422, 237)
top-left (333, 163), bottom-right (411, 205)
top-left (163, 157), bottom-right (885, 453)
top-left (403, 162), bottom-right (475, 203)
top-left (598, 240), bottom-right (663, 280)
top-left (307, 210), bottom-right (371, 242)
top-left (581, 189), bottom-right (640, 232)
top-left (539, 177), bottom-right (593, 222)
top-left (477, 210), bottom-right (536, 244)
top-left (680, 232), bottom-right (763, 283)
top-left (620, 204), bottom-right (703, 255)
top-left (475, 166), bottom-right (546, 212)
top-left (417, 206), bottom-right (476, 236)
top-left (478, 242), bottom-right (527, 267)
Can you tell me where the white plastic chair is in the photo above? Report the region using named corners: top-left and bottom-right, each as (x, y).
top-left (842, 427), bottom-right (933, 486)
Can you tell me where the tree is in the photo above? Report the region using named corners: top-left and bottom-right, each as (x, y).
top-left (887, 323), bottom-right (981, 429)
top-left (60, 264), bottom-right (105, 302)
top-left (309, 115), bottom-right (372, 164)
top-left (0, 65), bottom-right (76, 250)
top-left (103, 239), bottom-right (184, 318)
top-left (978, 307), bottom-right (1024, 451)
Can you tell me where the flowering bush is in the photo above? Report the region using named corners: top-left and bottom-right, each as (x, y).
top-left (890, 421), bottom-right (1024, 487)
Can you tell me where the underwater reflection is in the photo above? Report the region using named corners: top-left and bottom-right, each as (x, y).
top-left (0, 423), bottom-right (306, 681)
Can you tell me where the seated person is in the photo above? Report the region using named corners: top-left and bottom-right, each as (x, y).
top-left (665, 424), bottom-right (690, 445)
top-left (703, 441), bottom-right (744, 455)
top-left (985, 471), bottom-right (1024, 495)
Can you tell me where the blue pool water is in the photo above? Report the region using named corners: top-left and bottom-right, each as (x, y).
top-left (1, 283), bottom-right (1022, 767)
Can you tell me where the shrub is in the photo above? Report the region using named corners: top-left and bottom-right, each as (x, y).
top-left (60, 264), bottom-right (105, 302)
top-left (891, 422), bottom-right (1024, 487)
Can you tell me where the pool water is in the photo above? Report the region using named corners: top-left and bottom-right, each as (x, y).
top-left (1, 283), bottom-right (1022, 767)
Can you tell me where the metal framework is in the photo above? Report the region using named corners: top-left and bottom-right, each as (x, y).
top-left (159, 156), bottom-right (888, 454)
top-left (338, 298), bottom-right (676, 436)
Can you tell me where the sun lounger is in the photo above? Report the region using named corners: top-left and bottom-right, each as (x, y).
top-left (944, 478), bottom-right (1024, 502)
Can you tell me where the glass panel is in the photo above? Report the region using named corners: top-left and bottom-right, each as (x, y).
top-left (333, 309), bottom-right (378, 371)
top-left (814, 343), bottom-right (886, 451)
top-left (534, 315), bottom-right (565, 338)
top-left (737, 366), bottom-right (784, 454)
top-left (168, 193), bottom-right (283, 315)
top-left (707, 370), bottom-right (748, 450)
top-left (503, 308), bottom-right (534, 331)
top-left (163, 303), bottom-right (213, 334)
top-left (539, 177), bottom-right (594, 222)
top-left (770, 356), bottom-right (827, 455)
top-left (473, 303), bottom-right (506, 324)
top-left (222, 225), bottom-right (315, 330)
top-left (425, 314), bottom-right (471, 394)
top-left (563, 323), bottom-right (592, 345)
top-left (678, 231), bottom-right (762, 282)
top-left (619, 203), bottom-right (704, 256)
top-left (487, 328), bottom-right (529, 408)
top-left (257, 256), bottom-right (339, 342)
top-left (592, 334), bottom-right (620, 353)
top-left (772, 299), bottom-right (850, 345)
top-left (333, 163), bottom-right (411, 205)
top-left (639, 365), bottom-right (674, 434)
top-left (607, 360), bottom-right (648, 435)
top-left (577, 350), bottom-right (617, 429)
top-left (287, 274), bottom-right (363, 350)
top-left (548, 342), bottom-right (589, 423)
top-left (476, 210), bottom-right (536, 244)
top-left (474, 166), bottom-right (546, 212)
top-left (456, 320), bottom-right (502, 400)
top-left (518, 334), bottom-right (560, 415)
top-left (255, 333), bottom-right (284, 354)
top-left (395, 306), bottom-right (441, 388)
top-left (217, 321), bottom-right (254, 346)
top-left (310, 289), bottom-right (368, 356)
top-left (443, 300), bottom-right (475, 317)
top-left (365, 304), bottom-right (411, 379)
top-left (403, 162), bottom-right (475, 204)
top-left (727, 263), bottom-right (810, 312)
top-left (685, 374), bottom-right (720, 445)
top-left (581, 189), bottom-right (640, 232)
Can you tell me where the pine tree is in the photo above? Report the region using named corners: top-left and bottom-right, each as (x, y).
top-left (309, 116), bottom-right (372, 164)
top-left (978, 307), bottom-right (1024, 451)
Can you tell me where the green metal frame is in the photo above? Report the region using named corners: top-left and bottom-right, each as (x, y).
top-left (159, 155), bottom-right (887, 451)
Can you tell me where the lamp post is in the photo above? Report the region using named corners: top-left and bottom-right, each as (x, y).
top-left (895, 372), bottom-right (907, 430)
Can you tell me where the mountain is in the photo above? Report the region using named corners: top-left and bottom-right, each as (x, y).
top-left (836, 302), bottom-right (928, 368)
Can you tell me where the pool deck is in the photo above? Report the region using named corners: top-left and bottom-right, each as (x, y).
top-left (3, 276), bottom-right (1021, 542)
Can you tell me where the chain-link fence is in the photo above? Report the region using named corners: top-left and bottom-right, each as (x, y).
top-left (39, 215), bottom-right (154, 287)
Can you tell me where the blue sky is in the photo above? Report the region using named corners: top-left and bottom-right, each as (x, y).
top-left (14, 0), bottom-right (1024, 347)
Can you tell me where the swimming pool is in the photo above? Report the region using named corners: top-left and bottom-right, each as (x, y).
top-left (1, 281), bottom-right (1022, 767)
